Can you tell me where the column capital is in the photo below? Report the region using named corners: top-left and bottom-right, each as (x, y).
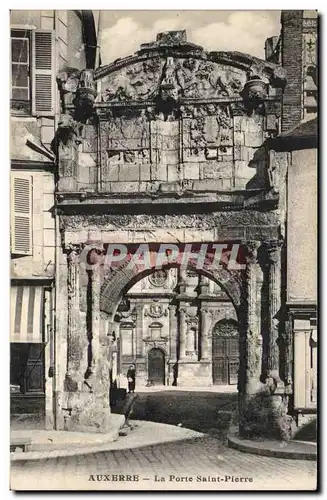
top-left (185, 316), bottom-right (198, 327)
top-left (244, 240), bottom-right (261, 264)
top-left (64, 244), bottom-right (82, 259)
top-left (201, 307), bottom-right (213, 317)
top-left (259, 239), bottom-right (283, 266)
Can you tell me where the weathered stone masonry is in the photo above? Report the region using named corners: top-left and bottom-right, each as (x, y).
top-left (53, 30), bottom-right (295, 439)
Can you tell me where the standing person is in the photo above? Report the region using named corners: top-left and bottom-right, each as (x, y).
top-left (127, 364), bottom-right (136, 394)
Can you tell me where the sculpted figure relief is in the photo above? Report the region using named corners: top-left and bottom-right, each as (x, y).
top-left (100, 57), bottom-right (246, 102)
top-left (102, 58), bottom-right (163, 102)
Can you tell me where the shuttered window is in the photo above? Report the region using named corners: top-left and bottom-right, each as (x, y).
top-left (32, 30), bottom-right (55, 116)
top-left (11, 175), bottom-right (33, 256)
top-left (11, 30), bottom-right (31, 115)
top-left (11, 29), bottom-right (55, 116)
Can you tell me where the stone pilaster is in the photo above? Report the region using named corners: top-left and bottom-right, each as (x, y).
top-left (65, 246), bottom-right (81, 391)
top-left (178, 307), bottom-right (187, 359)
top-left (185, 315), bottom-right (198, 359)
top-left (200, 308), bottom-right (211, 360)
top-left (169, 304), bottom-right (177, 361)
top-left (89, 267), bottom-right (101, 374)
top-left (262, 240), bottom-right (283, 385)
top-left (135, 304), bottom-right (144, 358)
top-left (243, 241), bottom-right (261, 395)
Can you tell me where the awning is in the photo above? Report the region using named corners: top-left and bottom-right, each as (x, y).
top-left (11, 286), bottom-right (44, 343)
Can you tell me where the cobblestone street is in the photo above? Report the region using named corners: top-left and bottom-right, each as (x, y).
top-left (11, 435), bottom-right (317, 491)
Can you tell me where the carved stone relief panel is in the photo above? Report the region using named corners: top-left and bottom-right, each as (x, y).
top-left (100, 113), bottom-right (150, 162)
top-left (175, 59), bottom-right (246, 99)
top-left (181, 104), bottom-right (233, 163)
top-left (100, 57), bottom-right (247, 103)
top-left (101, 58), bottom-right (164, 102)
top-left (150, 119), bottom-right (180, 165)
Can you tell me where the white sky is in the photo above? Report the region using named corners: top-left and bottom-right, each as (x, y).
top-left (98, 10), bottom-right (281, 65)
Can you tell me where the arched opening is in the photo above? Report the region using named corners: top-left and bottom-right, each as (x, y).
top-left (212, 319), bottom-right (239, 385)
top-left (105, 260), bottom-right (241, 388)
top-left (100, 259), bottom-right (241, 323)
top-left (147, 347), bottom-right (166, 386)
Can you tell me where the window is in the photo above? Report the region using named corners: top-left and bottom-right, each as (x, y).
top-left (11, 31), bottom-right (30, 114)
top-left (11, 174), bottom-right (33, 256)
top-left (10, 29), bottom-right (55, 116)
top-left (120, 324), bottom-right (134, 356)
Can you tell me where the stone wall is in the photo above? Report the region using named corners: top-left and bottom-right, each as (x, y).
top-left (287, 147), bottom-right (317, 303)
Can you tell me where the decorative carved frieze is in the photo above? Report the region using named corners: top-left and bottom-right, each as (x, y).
top-left (60, 211), bottom-right (278, 231)
top-left (100, 55), bottom-right (247, 104)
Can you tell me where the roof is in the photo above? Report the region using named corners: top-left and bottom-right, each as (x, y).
top-left (268, 117), bottom-right (318, 151)
top-left (280, 117), bottom-right (317, 139)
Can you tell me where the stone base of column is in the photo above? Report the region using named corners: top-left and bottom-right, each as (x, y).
top-left (239, 391), bottom-right (295, 441)
top-left (177, 360), bottom-right (212, 387)
top-left (58, 390), bottom-right (114, 433)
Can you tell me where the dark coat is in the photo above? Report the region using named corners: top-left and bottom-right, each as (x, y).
top-left (127, 367), bottom-right (136, 392)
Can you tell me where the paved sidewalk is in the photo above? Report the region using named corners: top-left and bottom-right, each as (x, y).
top-left (131, 385), bottom-right (238, 393)
top-left (228, 433), bottom-right (317, 460)
top-left (11, 421), bottom-right (204, 461)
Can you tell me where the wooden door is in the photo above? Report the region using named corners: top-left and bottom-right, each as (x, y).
top-left (148, 348), bottom-right (165, 385)
top-left (212, 320), bottom-right (239, 385)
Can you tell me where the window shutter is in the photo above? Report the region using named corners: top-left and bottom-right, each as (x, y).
top-left (11, 175), bottom-right (33, 255)
top-left (32, 30), bottom-right (55, 116)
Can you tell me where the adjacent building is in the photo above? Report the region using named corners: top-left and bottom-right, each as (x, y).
top-left (10, 10), bottom-right (99, 427)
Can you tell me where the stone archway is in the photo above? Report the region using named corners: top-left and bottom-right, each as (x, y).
top-left (59, 239), bottom-right (287, 438)
top-left (102, 256), bottom-right (242, 388)
top-left (100, 258), bottom-right (242, 322)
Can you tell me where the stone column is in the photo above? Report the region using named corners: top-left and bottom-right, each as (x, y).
top-left (200, 308), bottom-right (210, 360)
top-left (239, 240), bottom-right (292, 441)
top-left (89, 267), bottom-right (101, 374)
top-left (243, 241), bottom-right (261, 395)
top-left (135, 304), bottom-right (144, 358)
top-left (169, 304), bottom-right (177, 361)
top-left (65, 246), bottom-right (81, 391)
top-left (179, 307), bottom-right (187, 359)
top-left (263, 240), bottom-right (283, 384)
